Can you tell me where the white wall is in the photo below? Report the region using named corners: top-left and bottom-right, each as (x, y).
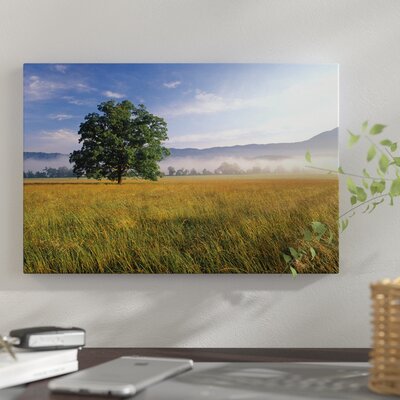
top-left (1, 0), bottom-right (400, 347)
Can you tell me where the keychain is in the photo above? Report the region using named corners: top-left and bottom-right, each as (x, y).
top-left (0, 335), bottom-right (17, 360)
top-left (1, 326), bottom-right (85, 358)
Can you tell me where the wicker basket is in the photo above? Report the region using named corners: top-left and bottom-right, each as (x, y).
top-left (369, 278), bottom-right (400, 396)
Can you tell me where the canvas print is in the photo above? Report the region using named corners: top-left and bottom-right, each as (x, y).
top-left (24, 63), bottom-right (338, 274)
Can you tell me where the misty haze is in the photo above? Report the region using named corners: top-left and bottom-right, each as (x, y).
top-left (24, 128), bottom-right (338, 176)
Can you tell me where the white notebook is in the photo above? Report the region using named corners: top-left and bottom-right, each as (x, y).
top-left (0, 348), bottom-right (78, 389)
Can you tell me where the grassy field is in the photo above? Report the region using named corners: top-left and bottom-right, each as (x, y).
top-left (23, 175), bottom-right (338, 274)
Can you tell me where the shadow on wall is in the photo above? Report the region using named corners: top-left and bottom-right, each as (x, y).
top-left (3, 246), bottom-right (390, 346)
top-left (1, 274), bottom-right (329, 345)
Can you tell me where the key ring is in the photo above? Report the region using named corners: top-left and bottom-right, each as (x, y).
top-left (0, 335), bottom-right (18, 360)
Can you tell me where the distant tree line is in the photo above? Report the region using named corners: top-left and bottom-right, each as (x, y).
top-left (24, 166), bottom-right (76, 178)
top-left (24, 162), bottom-right (293, 179)
top-left (167, 162), bottom-right (287, 176)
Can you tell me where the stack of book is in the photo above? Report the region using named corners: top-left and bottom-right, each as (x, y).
top-left (0, 348), bottom-right (78, 389)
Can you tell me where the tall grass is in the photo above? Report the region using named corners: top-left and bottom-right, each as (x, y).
top-left (23, 175), bottom-right (338, 273)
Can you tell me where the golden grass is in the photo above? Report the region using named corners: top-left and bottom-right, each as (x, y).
top-left (23, 175), bottom-right (338, 274)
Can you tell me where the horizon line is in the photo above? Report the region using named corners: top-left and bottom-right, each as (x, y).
top-left (24, 126), bottom-right (338, 155)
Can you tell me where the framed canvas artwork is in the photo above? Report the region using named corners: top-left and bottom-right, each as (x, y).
top-left (23, 63), bottom-right (338, 274)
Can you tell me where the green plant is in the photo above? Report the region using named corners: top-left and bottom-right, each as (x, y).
top-left (283, 221), bottom-right (335, 276)
top-left (284, 122), bottom-right (399, 275)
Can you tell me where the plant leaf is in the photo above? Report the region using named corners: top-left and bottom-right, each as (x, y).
top-left (362, 204), bottom-right (370, 213)
top-left (348, 131), bottom-right (360, 147)
top-left (346, 177), bottom-right (357, 194)
top-left (350, 195), bottom-right (357, 205)
top-left (367, 145), bottom-right (376, 162)
top-left (362, 168), bottom-right (371, 178)
top-left (393, 157), bottom-right (400, 167)
top-left (362, 178), bottom-right (369, 189)
top-left (338, 166), bottom-right (344, 174)
top-left (370, 180), bottom-right (386, 195)
top-left (369, 199), bottom-right (385, 213)
top-left (310, 247), bottom-right (316, 260)
top-left (341, 219), bottom-right (349, 232)
top-left (328, 230), bottom-right (334, 244)
top-left (370, 182), bottom-right (377, 195)
top-left (304, 229), bottom-right (312, 241)
top-left (391, 143), bottom-right (398, 152)
top-left (305, 151), bottom-right (311, 163)
top-left (380, 139), bottom-right (393, 147)
top-left (356, 187), bottom-right (367, 202)
top-left (311, 221), bottom-right (327, 236)
top-left (289, 247), bottom-right (299, 259)
top-left (379, 154), bottom-right (389, 174)
top-left (390, 177), bottom-right (400, 197)
top-left (290, 266), bottom-right (297, 277)
top-left (283, 253), bottom-right (292, 264)
top-left (362, 120), bottom-right (368, 132)
top-left (369, 124), bottom-right (386, 135)
top-left (377, 167), bottom-right (385, 178)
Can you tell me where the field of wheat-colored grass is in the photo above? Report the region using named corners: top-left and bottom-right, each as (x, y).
top-left (23, 175), bottom-right (338, 274)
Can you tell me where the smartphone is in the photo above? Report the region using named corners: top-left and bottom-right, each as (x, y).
top-left (48, 356), bottom-right (193, 397)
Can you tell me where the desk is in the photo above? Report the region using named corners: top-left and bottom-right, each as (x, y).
top-left (18, 348), bottom-right (370, 400)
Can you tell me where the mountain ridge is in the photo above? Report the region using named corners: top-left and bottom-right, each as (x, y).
top-left (24, 128), bottom-right (338, 160)
top-left (169, 128), bottom-right (337, 158)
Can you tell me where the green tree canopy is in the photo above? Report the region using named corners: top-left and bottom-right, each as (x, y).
top-left (70, 100), bottom-right (170, 184)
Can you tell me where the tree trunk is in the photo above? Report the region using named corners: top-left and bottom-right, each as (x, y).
top-left (117, 172), bottom-right (122, 184)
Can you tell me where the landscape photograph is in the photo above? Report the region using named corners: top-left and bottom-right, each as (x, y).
top-left (23, 63), bottom-right (339, 274)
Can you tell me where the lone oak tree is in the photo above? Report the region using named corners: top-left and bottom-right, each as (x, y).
top-left (70, 100), bottom-right (170, 184)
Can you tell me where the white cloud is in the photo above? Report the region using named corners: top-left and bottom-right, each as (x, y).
top-left (25, 76), bottom-right (94, 101)
top-left (103, 90), bottom-right (125, 99)
top-left (163, 80), bottom-right (181, 89)
top-left (162, 90), bottom-right (269, 117)
top-left (53, 64), bottom-right (68, 73)
top-left (35, 129), bottom-right (79, 152)
top-left (165, 72), bottom-right (338, 148)
top-left (62, 96), bottom-right (92, 106)
top-left (75, 83), bottom-right (93, 92)
top-left (40, 129), bottom-right (77, 141)
top-left (48, 113), bottom-right (74, 121)
top-left (25, 75), bottom-right (67, 100)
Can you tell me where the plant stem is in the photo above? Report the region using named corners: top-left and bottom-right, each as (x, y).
top-left (339, 193), bottom-right (389, 219)
top-left (305, 165), bottom-right (396, 181)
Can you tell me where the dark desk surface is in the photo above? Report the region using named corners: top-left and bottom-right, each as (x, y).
top-left (17, 348), bottom-right (370, 400)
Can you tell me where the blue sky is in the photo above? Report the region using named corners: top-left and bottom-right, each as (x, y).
top-left (24, 63), bottom-right (338, 152)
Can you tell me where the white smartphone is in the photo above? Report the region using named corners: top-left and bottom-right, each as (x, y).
top-left (48, 356), bottom-right (193, 397)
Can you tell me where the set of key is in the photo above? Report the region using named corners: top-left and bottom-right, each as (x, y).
top-left (1, 326), bottom-right (85, 360)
